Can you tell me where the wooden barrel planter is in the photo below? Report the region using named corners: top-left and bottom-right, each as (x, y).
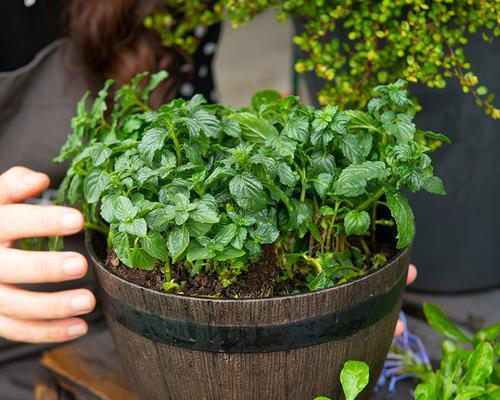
top-left (86, 232), bottom-right (410, 400)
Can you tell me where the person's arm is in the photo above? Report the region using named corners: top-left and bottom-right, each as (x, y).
top-left (0, 167), bottom-right (95, 343)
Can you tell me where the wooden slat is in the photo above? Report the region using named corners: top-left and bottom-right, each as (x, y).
top-left (40, 331), bottom-right (138, 400)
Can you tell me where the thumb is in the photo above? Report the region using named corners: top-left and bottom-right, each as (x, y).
top-left (0, 167), bottom-right (50, 205)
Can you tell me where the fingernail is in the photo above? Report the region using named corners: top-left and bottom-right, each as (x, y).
top-left (67, 324), bottom-right (87, 338)
top-left (21, 173), bottom-right (46, 188)
top-left (70, 295), bottom-right (92, 311)
top-left (59, 212), bottom-right (83, 231)
top-left (62, 257), bottom-right (86, 277)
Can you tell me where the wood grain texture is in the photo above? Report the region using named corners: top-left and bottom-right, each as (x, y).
top-left (88, 233), bottom-right (410, 400)
top-left (40, 331), bottom-right (138, 400)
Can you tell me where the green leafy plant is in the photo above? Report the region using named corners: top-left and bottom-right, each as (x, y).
top-left (314, 360), bottom-right (370, 400)
top-left (414, 303), bottom-right (500, 400)
top-left (145, 1), bottom-right (499, 119)
top-left (51, 73), bottom-right (446, 295)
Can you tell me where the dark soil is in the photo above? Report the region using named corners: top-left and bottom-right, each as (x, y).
top-left (106, 250), bottom-right (164, 291)
top-left (105, 245), bottom-right (294, 298)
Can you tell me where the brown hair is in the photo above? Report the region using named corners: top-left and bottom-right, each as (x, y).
top-left (67, 0), bottom-right (192, 107)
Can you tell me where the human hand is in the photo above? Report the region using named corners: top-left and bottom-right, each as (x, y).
top-left (0, 167), bottom-right (95, 343)
top-left (394, 264), bottom-right (417, 336)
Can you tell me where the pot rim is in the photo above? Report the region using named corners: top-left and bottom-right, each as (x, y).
top-left (86, 231), bottom-right (411, 304)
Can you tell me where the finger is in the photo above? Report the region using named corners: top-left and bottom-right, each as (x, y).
top-left (0, 167), bottom-right (50, 205)
top-left (0, 314), bottom-right (87, 343)
top-left (406, 264), bottom-right (417, 285)
top-left (0, 285), bottom-right (96, 320)
top-left (394, 319), bottom-right (405, 337)
top-left (0, 240), bottom-right (13, 248)
top-left (0, 248), bottom-right (87, 284)
top-left (0, 204), bottom-right (84, 240)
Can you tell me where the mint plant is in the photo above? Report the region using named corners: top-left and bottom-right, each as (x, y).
top-left (52, 73), bottom-right (446, 295)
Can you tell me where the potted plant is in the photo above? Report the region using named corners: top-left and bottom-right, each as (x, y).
top-left (51, 73), bottom-right (447, 399)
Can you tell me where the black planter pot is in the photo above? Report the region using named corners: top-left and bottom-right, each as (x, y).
top-left (296, 20), bottom-right (500, 293)
top-left (87, 232), bottom-right (410, 400)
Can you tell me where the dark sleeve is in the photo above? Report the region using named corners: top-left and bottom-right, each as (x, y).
top-left (0, 0), bottom-right (62, 72)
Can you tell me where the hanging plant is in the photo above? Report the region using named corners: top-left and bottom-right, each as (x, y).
top-left (145, 1), bottom-right (499, 118)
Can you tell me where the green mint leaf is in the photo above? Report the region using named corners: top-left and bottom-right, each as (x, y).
top-left (220, 116), bottom-right (241, 138)
top-left (144, 206), bottom-right (176, 231)
top-left (319, 205), bottom-right (335, 216)
top-left (310, 128), bottom-right (335, 147)
top-left (307, 270), bottom-right (331, 291)
top-left (367, 97), bottom-right (388, 113)
top-left (119, 218), bottom-right (147, 237)
top-left (381, 111), bottom-right (415, 143)
top-left (213, 223), bottom-right (238, 248)
top-left (423, 176), bottom-right (446, 195)
top-left (130, 248), bottom-right (157, 270)
top-left (312, 104), bottom-right (337, 132)
top-left (423, 303), bottom-right (473, 343)
top-left (345, 110), bottom-right (380, 133)
top-left (87, 143), bottom-right (112, 166)
top-left (277, 163), bottom-right (299, 187)
top-left (181, 116), bottom-right (201, 137)
top-left (83, 170), bottom-right (111, 204)
top-left (309, 152), bottom-right (336, 177)
top-left (140, 70), bottom-right (168, 101)
top-left (385, 190), bottom-right (415, 249)
top-left (190, 201), bottom-right (220, 224)
top-left (344, 210), bottom-right (370, 236)
top-left (140, 231), bottom-right (167, 261)
top-left (282, 116), bottom-right (309, 143)
top-left (113, 196), bottom-right (139, 222)
top-left (186, 220), bottom-right (212, 237)
top-left (186, 242), bottom-right (215, 262)
top-left (215, 247), bottom-right (246, 261)
top-left (175, 212), bottom-right (190, 225)
top-left (67, 175), bottom-right (83, 204)
top-left (266, 133), bottom-right (297, 158)
top-left (251, 223), bottom-right (279, 244)
top-left (330, 111), bottom-right (350, 135)
top-left (172, 192), bottom-right (191, 209)
top-left (101, 194), bottom-right (120, 223)
top-left (340, 132), bottom-right (373, 164)
top-left (244, 239), bottom-right (262, 261)
top-left (232, 226), bottom-right (248, 249)
top-left (167, 226), bottom-right (189, 262)
top-left (193, 109), bottom-right (220, 138)
top-left (229, 173), bottom-right (267, 211)
top-left (110, 226), bottom-right (131, 267)
top-left (229, 112), bottom-right (279, 144)
top-left (333, 161), bottom-right (387, 197)
top-left (312, 173), bottom-right (334, 199)
top-left (340, 360), bottom-right (370, 400)
top-left (251, 89), bottom-right (282, 110)
top-left (421, 130), bottom-right (452, 144)
top-left (138, 127), bottom-right (168, 163)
